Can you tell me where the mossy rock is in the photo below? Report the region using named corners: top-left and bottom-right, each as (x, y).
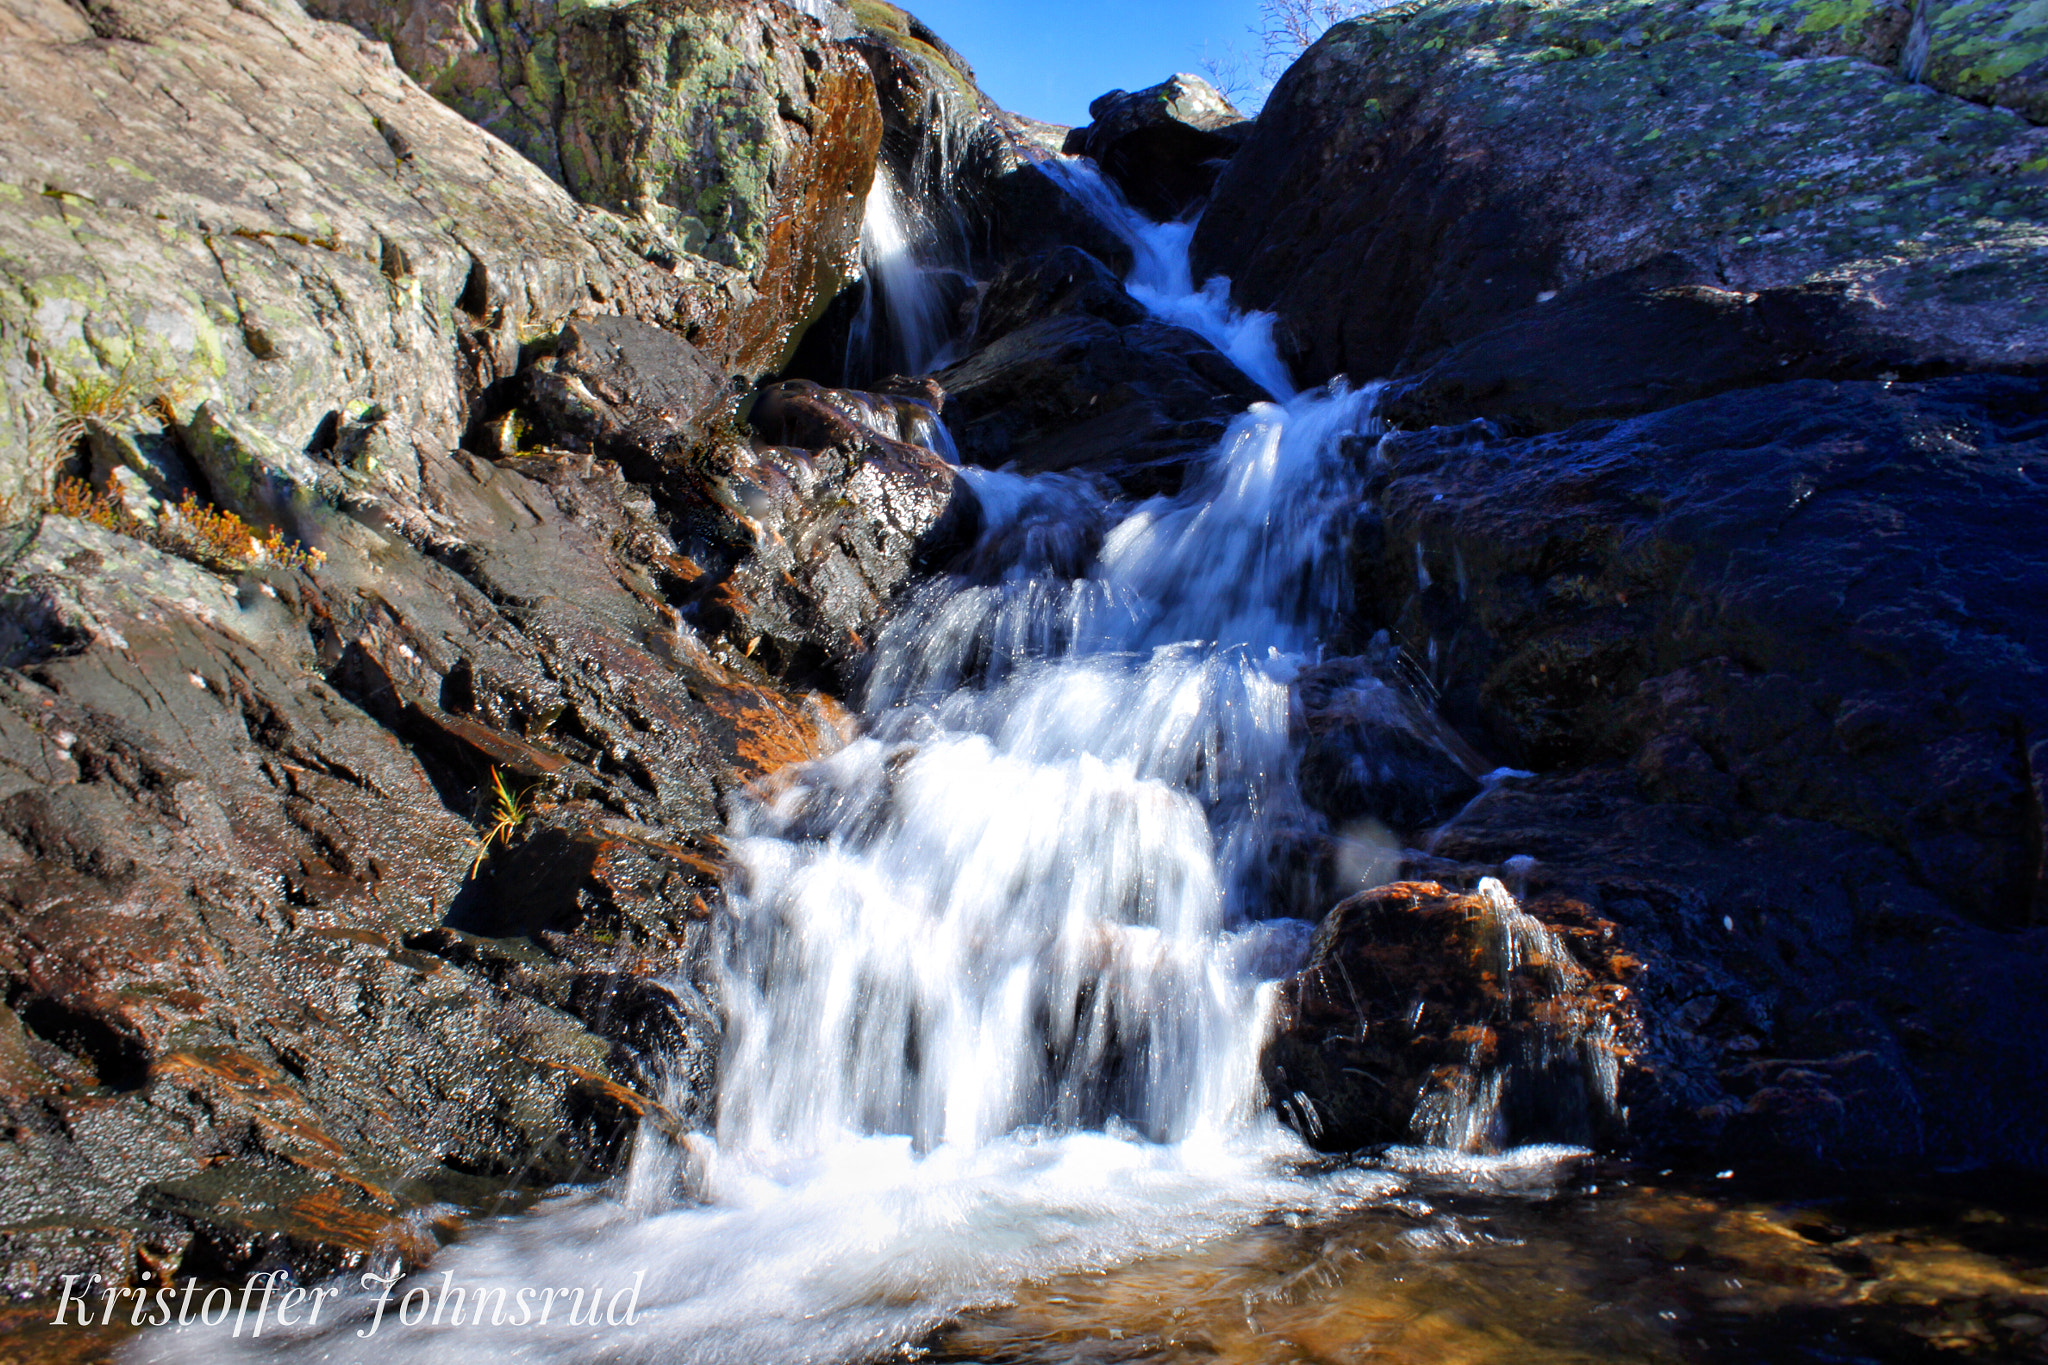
top-left (1195, 0), bottom-right (2048, 396)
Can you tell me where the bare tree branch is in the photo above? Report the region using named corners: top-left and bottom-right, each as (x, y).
top-left (1253, 0), bottom-right (1389, 77)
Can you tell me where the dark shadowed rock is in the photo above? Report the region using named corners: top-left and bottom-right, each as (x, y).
top-left (1294, 656), bottom-right (1484, 836)
top-left (1377, 256), bottom-right (1896, 435)
top-left (984, 164), bottom-right (1137, 279)
top-left (935, 250), bottom-right (1266, 493)
top-left (1349, 372), bottom-right (2048, 1170)
top-left (1064, 74), bottom-right (1249, 221)
top-left (1263, 880), bottom-right (1638, 1153)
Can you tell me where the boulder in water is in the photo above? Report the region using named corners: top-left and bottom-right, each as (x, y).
top-left (936, 249), bottom-right (1267, 493)
top-left (1064, 74), bottom-right (1250, 221)
top-left (658, 380), bottom-right (976, 683)
top-left (1263, 880), bottom-right (1637, 1153)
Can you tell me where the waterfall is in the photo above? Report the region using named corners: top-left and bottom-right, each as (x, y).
top-left (843, 170), bottom-right (964, 381)
top-left (1035, 157), bottom-right (1297, 400)
top-left (133, 148), bottom-right (1595, 1365)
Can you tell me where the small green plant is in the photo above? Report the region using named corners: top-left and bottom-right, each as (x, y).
top-left (468, 767), bottom-right (537, 878)
top-left (31, 359), bottom-right (190, 470)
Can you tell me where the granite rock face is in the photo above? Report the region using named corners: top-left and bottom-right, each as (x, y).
top-left (0, 0), bottom-right (786, 536)
top-left (1194, 0), bottom-right (2048, 419)
top-left (303, 0), bottom-right (885, 376)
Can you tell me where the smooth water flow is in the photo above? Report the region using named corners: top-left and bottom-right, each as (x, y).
top-left (132, 152), bottom-right (1590, 1365)
top-left (1037, 158), bottom-right (1296, 401)
top-left (845, 170), bottom-right (963, 381)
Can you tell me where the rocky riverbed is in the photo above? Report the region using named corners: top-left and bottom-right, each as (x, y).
top-left (0, 0), bottom-right (2043, 1355)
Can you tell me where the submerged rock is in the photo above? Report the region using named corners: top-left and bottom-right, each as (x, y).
top-left (1063, 73), bottom-right (1250, 221)
top-left (1194, 0), bottom-right (2048, 415)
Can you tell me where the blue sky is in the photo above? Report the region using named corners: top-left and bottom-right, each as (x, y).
top-left (903, 0), bottom-right (1273, 127)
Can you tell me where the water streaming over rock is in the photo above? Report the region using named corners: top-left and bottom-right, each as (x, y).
top-left (844, 169), bottom-right (968, 382)
top-left (132, 149), bottom-right (1605, 1365)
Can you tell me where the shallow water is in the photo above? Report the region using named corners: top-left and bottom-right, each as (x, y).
top-left (29, 1166), bottom-right (2043, 1365)
top-left (929, 1164), bottom-right (2048, 1365)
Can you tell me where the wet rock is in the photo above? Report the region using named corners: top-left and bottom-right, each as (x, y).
top-left (1405, 767), bottom-right (2018, 1171)
top-left (521, 316), bottom-right (736, 474)
top-left (935, 251), bottom-right (1266, 492)
top-left (973, 246), bottom-right (1149, 340)
top-left (1294, 656), bottom-right (1484, 836)
top-left (1064, 74), bottom-right (1250, 221)
top-left (1194, 0), bottom-right (2048, 406)
top-left (1263, 880), bottom-right (1638, 1153)
top-left (0, 417), bottom-right (850, 1294)
top-left (673, 387), bottom-right (975, 682)
top-left (984, 163), bottom-right (1137, 280)
top-left (1355, 373), bottom-right (2048, 1169)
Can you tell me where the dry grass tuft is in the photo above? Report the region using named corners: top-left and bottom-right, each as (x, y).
top-left (468, 767), bottom-right (539, 878)
top-left (47, 475), bottom-right (326, 574)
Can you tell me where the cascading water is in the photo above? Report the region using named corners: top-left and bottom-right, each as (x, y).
top-left (133, 151), bottom-right (1597, 1365)
top-left (843, 170), bottom-right (967, 382)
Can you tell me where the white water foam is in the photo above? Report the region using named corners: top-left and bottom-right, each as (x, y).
top-left (129, 150), bottom-right (1582, 1365)
top-left (1036, 156), bottom-right (1296, 400)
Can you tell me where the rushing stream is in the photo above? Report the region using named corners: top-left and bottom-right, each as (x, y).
top-left (109, 163), bottom-right (2048, 1365)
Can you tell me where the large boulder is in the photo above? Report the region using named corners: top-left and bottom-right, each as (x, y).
top-left (661, 376), bottom-right (979, 682)
top-left (303, 0), bottom-right (884, 377)
top-left (1915, 0), bottom-right (2048, 122)
top-left (0, 0), bottom-right (724, 534)
top-left (1347, 372), bottom-right (2048, 1168)
top-left (1063, 73), bottom-right (1250, 221)
top-left (1193, 0), bottom-right (2048, 423)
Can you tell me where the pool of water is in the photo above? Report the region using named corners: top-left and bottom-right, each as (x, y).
top-left (924, 1162), bottom-right (2048, 1365)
